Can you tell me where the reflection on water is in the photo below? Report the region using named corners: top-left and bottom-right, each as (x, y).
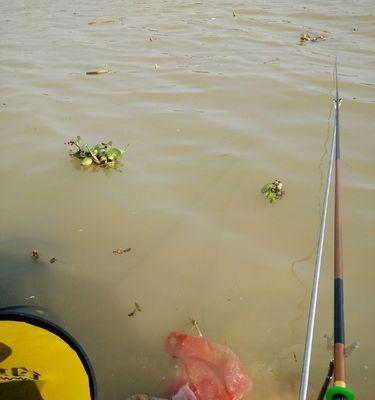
top-left (1, 1), bottom-right (374, 399)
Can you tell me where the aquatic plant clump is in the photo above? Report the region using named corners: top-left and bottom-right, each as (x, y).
top-left (261, 179), bottom-right (285, 203)
top-left (66, 136), bottom-right (128, 168)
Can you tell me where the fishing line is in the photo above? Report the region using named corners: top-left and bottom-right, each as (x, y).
top-left (289, 78), bottom-right (335, 337)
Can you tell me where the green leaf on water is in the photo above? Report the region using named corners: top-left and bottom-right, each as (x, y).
top-left (106, 151), bottom-right (115, 161)
top-left (81, 157), bottom-right (93, 166)
top-left (106, 148), bottom-right (122, 161)
top-left (261, 184), bottom-right (270, 194)
top-left (128, 302), bottom-right (141, 317)
top-left (111, 148), bottom-right (122, 158)
top-left (71, 150), bottom-right (81, 158)
top-left (97, 147), bottom-right (106, 157)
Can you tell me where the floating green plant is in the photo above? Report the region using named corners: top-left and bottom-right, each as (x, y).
top-left (65, 136), bottom-right (128, 168)
top-left (261, 179), bottom-right (285, 203)
top-left (128, 302), bottom-right (142, 317)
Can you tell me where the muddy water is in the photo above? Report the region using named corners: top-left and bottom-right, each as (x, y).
top-left (1, 1), bottom-right (374, 399)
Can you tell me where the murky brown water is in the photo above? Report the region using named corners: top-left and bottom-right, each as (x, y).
top-left (1, 1), bottom-right (374, 399)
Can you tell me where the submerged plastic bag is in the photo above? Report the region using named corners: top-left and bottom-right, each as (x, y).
top-left (166, 332), bottom-right (252, 400)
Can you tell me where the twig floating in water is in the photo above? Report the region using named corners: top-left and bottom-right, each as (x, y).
top-left (113, 248), bottom-right (131, 255)
top-left (190, 318), bottom-right (203, 337)
top-left (86, 70), bottom-right (113, 75)
top-left (88, 19), bottom-right (120, 26)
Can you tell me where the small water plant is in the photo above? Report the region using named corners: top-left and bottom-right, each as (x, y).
top-left (65, 136), bottom-right (128, 168)
top-left (128, 302), bottom-right (142, 317)
top-left (261, 179), bottom-right (285, 203)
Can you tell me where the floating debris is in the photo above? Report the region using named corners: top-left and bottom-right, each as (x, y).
top-left (262, 57), bottom-right (279, 65)
top-left (128, 302), bottom-right (142, 317)
top-left (24, 295), bottom-right (35, 301)
top-left (65, 136), bottom-right (128, 168)
top-left (300, 32), bottom-right (326, 45)
top-left (233, 10), bottom-right (237, 17)
top-left (31, 250), bottom-right (39, 260)
top-left (261, 179), bottom-right (285, 203)
top-left (112, 247), bottom-right (131, 255)
top-left (50, 257), bottom-right (58, 264)
top-left (323, 334), bottom-right (359, 358)
top-left (189, 318), bottom-right (203, 337)
top-left (86, 70), bottom-right (113, 75)
top-left (352, 27), bottom-right (358, 32)
top-left (149, 36), bottom-right (157, 42)
top-left (345, 342), bottom-right (360, 358)
top-left (88, 19), bottom-right (119, 26)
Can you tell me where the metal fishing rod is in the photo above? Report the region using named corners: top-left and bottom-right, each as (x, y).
top-left (325, 63), bottom-right (355, 400)
top-left (298, 69), bottom-right (338, 400)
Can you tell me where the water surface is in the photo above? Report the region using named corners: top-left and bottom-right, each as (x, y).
top-left (1, 1), bottom-right (374, 399)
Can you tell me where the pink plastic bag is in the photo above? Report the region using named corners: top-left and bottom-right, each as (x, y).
top-left (166, 331), bottom-right (252, 400)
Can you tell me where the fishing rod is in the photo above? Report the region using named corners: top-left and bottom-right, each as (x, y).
top-left (298, 63), bottom-right (355, 400)
top-left (298, 67), bottom-right (338, 400)
top-left (325, 64), bottom-right (355, 400)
